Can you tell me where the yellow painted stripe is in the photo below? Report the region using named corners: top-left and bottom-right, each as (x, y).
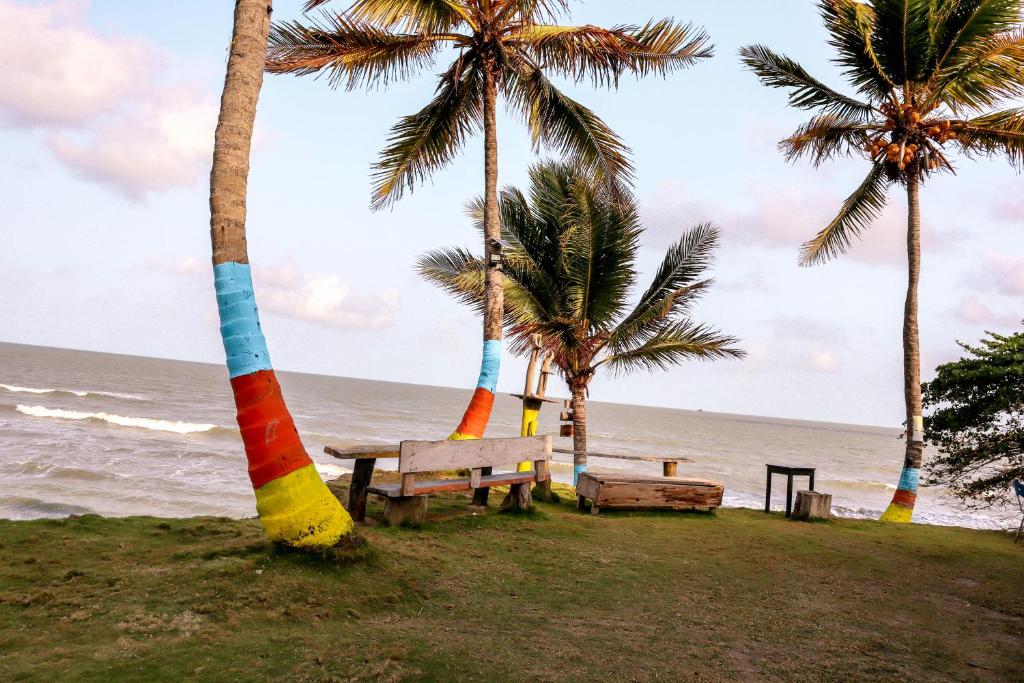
top-left (255, 463), bottom-right (353, 547)
top-left (517, 407), bottom-right (540, 472)
top-left (448, 431), bottom-right (480, 441)
top-left (880, 502), bottom-right (914, 523)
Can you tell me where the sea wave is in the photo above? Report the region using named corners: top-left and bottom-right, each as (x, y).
top-left (0, 496), bottom-right (94, 519)
top-left (1, 383), bottom-right (147, 401)
top-left (15, 404), bottom-right (220, 434)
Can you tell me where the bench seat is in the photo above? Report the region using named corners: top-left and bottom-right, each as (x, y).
top-left (367, 471), bottom-right (539, 498)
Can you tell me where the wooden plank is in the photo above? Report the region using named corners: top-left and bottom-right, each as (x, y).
top-left (580, 474), bottom-right (722, 488)
top-left (324, 443), bottom-right (400, 459)
top-left (347, 458), bottom-right (376, 523)
top-left (583, 472), bottom-right (724, 511)
top-left (552, 447), bottom-right (693, 464)
top-left (534, 459), bottom-right (549, 482)
top-left (398, 435), bottom-right (552, 474)
top-left (469, 468), bottom-right (483, 489)
top-left (400, 473), bottom-right (417, 497)
top-left (368, 471), bottom-right (538, 498)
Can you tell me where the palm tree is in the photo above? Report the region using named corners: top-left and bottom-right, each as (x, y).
top-left (210, 0), bottom-right (353, 548)
top-left (741, 0), bottom-right (1024, 523)
top-left (265, 0), bottom-right (712, 446)
top-left (418, 162), bottom-right (743, 483)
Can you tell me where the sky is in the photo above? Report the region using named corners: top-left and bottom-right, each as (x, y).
top-left (1, 0), bottom-right (1022, 428)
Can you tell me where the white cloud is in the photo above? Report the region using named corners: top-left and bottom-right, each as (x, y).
top-left (972, 251), bottom-right (1024, 298)
top-left (0, 0), bottom-right (219, 198)
top-left (0, 1), bottom-right (152, 126)
top-left (255, 263), bottom-right (400, 331)
top-left (953, 294), bottom-right (1020, 329)
top-left (643, 180), bottom-right (964, 267)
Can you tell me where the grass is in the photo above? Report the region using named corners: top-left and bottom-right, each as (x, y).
top-left (1, 476), bottom-right (1022, 682)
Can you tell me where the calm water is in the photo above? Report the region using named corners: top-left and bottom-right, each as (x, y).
top-left (0, 342), bottom-right (1016, 530)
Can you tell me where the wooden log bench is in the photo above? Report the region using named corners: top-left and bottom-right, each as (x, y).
top-left (575, 472), bottom-right (724, 515)
top-left (351, 436), bottom-right (552, 526)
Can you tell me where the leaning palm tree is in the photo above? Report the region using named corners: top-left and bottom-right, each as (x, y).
top-left (210, 0), bottom-right (353, 548)
top-left (741, 0), bottom-right (1024, 523)
top-left (418, 162), bottom-right (743, 483)
top-left (266, 1), bottom-right (712, 448)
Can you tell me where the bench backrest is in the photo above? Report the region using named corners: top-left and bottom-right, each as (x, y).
top-left (398, 435), bottom-right (552, 474)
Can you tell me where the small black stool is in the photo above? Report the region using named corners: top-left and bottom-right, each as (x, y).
top-left (765, 464), bottom-right (816, 517)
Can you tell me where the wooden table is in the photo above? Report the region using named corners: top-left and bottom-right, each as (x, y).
top-left (324, 443), bottom-right (400, 522)
top-left (553, 447), bottom-right (693, 477)
top-left (764, 464), bottom-right (816, 517)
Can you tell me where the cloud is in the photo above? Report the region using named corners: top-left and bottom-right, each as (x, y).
top-left (0, 0), bottom-right (218, 198)
top-left (255, 264), bottom-right (400, 331)
top-left (953, 294), bottom-right (1021, 329)
top-left (46, 96), bottom-right (217, 199)
top-left (643, 180), bottom-right (965, 266)
top-left (0, 1), bottom-right (152, 127)
top-left (971, 251), bottom-right (1024, 298)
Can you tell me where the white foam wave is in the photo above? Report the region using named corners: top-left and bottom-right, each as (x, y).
top-left (1, 383), bottom-right (146, 401)
top-left (15, 404), bottom-right (218, 434)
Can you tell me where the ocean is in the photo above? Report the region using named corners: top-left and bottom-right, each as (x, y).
top-left (0, 342), bottom-right (1016, 530)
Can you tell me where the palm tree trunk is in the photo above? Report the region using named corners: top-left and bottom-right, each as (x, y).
top-left (459, 58), bottom-right (503, 507)
top-left (571, 382), bottom-right (588, 486)
top-left (210, 0), bottom-right (352, 547)
top-left (881, 164), bottom-right (924, 523)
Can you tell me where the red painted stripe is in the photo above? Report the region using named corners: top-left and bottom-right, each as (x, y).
top-left (230, 369), bottom-right (312, 488)
top-left (454, 387), bottom-right (495, 438)
top-left (891, 489), bottom-right (917, 508)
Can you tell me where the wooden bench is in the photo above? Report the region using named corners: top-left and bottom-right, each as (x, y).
top-left (357, 436), bottom-right (552, 526)
top-left (575, 472), bottom-right (724, 515)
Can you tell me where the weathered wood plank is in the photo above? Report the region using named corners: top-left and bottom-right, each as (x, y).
top-left (383, 496), bottom-right (427, 526)
top-left (347, 458), bottom-right (376, 523)
top-left (368, 471), bottom-right (539, 498)
top-left (576, 472), bottom-right (724, 512)
top-left (400, 473), bottom-right (417, 497)
top-left (324, 444), bottom-right (400, 459)
top-left (399, 435), bottom-right (552, 473)
top-left (552, 447), bottom-right (693, 464)
top-left (469, 468), bottom-right (483, 489)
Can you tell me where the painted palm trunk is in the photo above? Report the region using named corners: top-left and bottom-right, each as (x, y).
top-left (448, 339), bottom-right (501, 441)
top-left (881, 465), bottom-right (920, 523)
top-left (215, 262), bottom-right (353, 547)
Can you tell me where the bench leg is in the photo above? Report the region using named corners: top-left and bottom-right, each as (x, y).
top-left (348, 458), bottom-right (375, 523)
top-left (509, 483), bottom-right (532, 510)
top-left (785, 475), bottom-right (794, 518)
top-left (471, 467), bottom-right (493, 507)
top-left (590, 504), bottom-right (600, 516)
top-left (577, 495), bottom-right (586, 511)
top-left (383, 496), bottom-right (427, 526)
top-left (765, 470), bottom-right (772, 513)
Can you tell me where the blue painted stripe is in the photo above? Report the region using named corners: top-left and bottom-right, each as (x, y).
top-left (573, 464), bottom-right (587, 486)
top-left (897, 467), bottom-right (920, 492)
top-left (475, 339), bottom-right (501, 393)
top-left (214, 262), bottom-right (272, 379)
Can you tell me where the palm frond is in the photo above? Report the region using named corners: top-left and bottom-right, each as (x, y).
top-left (495, 0), bottom-right (570, 26)
top-left (933, 27), bottom-right (1024, 112)
top-left (504, 56), bottom-right (634, 191)
top-left (322, 0), bottom-right (472, 32)
top-left (819, 0), bottom-right (896, 100)
top-left (930, 0), bottom-right (1023, 75)
top-left (512, 19), bottom-right (712, 88)
top-left (415, 247), bottom-right (487, 315)
top-left (370, 54), bottom-right (482, 208)
top-left (957, 107), bottom-right (1024, 169)
top-left (781, 114), bottom-right (876, 165)
top-left (266, 14), bottom-right (441, 89)
top-left (609, 223), bottom-right (719, 352)
top-left (871, 0), bottom-right (935, 84)
top-left (799, 163), bottom-right (890, 266)
top-left (600, 321), bottom-right (744, 376)
top-left (740, 43), bottom-right (877, 119)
